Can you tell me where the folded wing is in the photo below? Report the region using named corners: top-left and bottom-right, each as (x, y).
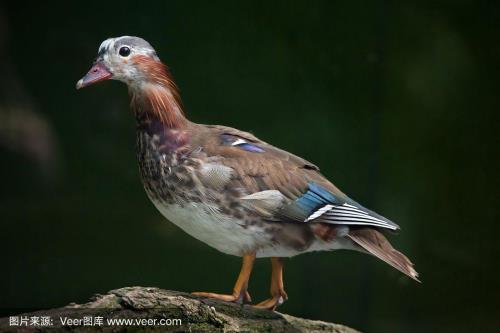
top-left (194, 124), bottom-right (399, 232)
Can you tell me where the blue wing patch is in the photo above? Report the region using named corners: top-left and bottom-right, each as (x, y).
top-left (237, 143), bottom-right (264, 153)
top-left (296, 183), bottom-right (341, 213)
top-left (293, 183), bottom-right (399, 230)
top-left (220, 134), bottom-right (264, 153)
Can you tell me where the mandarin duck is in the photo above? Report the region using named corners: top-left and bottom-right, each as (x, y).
top-left (76, 36), bottom-right (419, 310)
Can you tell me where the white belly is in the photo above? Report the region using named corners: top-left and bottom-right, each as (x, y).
top-left (151, 200), bottom-right (271, 256)
top-left (151, 200), bottom-right (352, 258)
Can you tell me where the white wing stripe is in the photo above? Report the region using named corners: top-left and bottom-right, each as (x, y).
top-left (326, 211), bottom-right (384, 221)
top-left (303, 202), bottom-right (397, 230)
top-left (318, 220), bottom-right (398, 229)
top-left (304, 204), bottom-right (334, 222)
top-left (319, 216), bottom-right (397, 229)
top-left (322, 216), bottom-right (386, 223)
top-left (343, 203), bottom-right (359, 209)
top-left (327, 209), bottom-right (380, 218)
top-left (231, 139), bottom-right (247, 146)
top-left (331, 206), bottom-right (366, 213)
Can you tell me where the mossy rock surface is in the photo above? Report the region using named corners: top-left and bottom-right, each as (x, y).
top-left (0, 286), bottom-right (359, 332)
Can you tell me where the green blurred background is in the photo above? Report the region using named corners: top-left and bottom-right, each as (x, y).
top-left (1, 1), bottom-right (498, 332)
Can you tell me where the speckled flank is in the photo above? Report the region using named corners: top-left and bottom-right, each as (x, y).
top-left (135, 114), bottom-right (341, 257)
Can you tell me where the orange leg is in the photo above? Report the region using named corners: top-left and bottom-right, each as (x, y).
top-left (192, 253), bottom-right (255, 304)
top-left (253, 257), bottom-right (288, 310)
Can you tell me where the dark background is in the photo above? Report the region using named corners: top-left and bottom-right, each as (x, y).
top-left (1, 1), bottom-right (498, 332)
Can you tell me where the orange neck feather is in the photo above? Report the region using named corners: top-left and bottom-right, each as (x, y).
top-left (129, 55), bottom-right (186, 128)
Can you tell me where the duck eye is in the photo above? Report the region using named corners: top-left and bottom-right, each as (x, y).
top-left (119, 46), bottom-right (131, 57)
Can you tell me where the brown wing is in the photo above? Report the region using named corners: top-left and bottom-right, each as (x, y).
top-left (188, 123), bottom-right (399, 231)
top-left (191, 124), bottom-right (347, 202)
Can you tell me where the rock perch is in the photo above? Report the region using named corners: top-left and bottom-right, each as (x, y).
top-left (0, 286), bottom-right (359, 332)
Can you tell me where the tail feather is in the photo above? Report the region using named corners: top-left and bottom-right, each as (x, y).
top-left (347, 228), bottom-right (420, 282)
